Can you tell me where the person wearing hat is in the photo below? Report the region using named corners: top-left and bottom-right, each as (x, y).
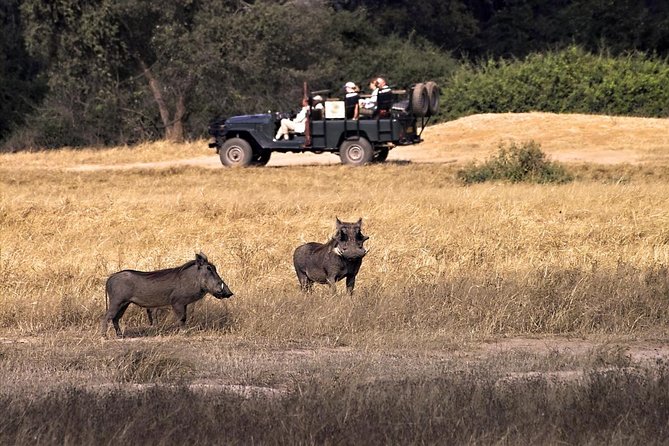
top-left (344, 82), bottom-right (359, 120)
top-left (312, 94), bottom-right (324, 120)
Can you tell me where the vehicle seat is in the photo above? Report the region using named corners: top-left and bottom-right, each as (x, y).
top-left (374, 89), bottom-right (393, 118)
top-left (392, 99), bottom-right (409, 112)
top-left (311, 108), bottom-right (323, 121)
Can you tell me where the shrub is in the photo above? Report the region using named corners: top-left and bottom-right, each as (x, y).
top-left (442, 46), bottom-right (669, 120)
top-left (457, 140), bottom-right (573, 184)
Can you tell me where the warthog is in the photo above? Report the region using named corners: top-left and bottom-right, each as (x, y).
top-left (293, 218), bottom-right (369, 293)
top-left (101, 252), bottom-right (233, 337)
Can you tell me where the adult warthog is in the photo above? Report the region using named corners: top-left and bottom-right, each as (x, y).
top-left (293, 218), bottom-right (369, 294)
top-left (101, 252), bottom-right (233, 337)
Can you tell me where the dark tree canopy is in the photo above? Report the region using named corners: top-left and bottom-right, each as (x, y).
top-left (2, 0), bottom-right (669, 149)
top-left (0, 0), bottom-right (44, 141)
top-left (349, 0), bottom-right (669, 58)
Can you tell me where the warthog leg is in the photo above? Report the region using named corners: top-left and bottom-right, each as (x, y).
top-left (101, 301), bottom-right (131, 338)
top-left (172, 303), bottom-right (188, 327)
top-left (326, 278), bottom-right (338, 294)
top-left (146, 309), bottom-right (155, 326)
top-left (346, 276), bottom-right (356, 294)
top-left (296, 270), bottom-right (313, 292)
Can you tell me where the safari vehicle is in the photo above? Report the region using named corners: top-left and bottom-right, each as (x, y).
top-left (207, 81), bottom-right (439, 167)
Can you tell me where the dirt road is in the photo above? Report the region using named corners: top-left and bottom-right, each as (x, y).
top-left (65, 112), bottom-right (669, 172)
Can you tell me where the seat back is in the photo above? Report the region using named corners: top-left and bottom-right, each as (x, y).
top-left (374, 89), bottom-right (393, 118)
top-left (311, 107), bottom-right (323, 121)
top-left (344, 93), bottom-right (359, 119)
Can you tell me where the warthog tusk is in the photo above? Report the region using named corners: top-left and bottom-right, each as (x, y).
top-left (333, 246), bottom-right (343, 257)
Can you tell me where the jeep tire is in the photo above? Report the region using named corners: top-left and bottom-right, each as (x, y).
top-left (219, 138), bottom-right (253, 167)
top-left (411, 82), bottom-right (429, 117)
top-left (339, 138), bottom-right (373, 166)
top-left (373, 148), bottom-right (389, 163)
top-left (425, 81), bottom-right (440, 115)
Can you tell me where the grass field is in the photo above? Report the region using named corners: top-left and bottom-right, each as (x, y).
top-left (2, 123), bottom-right (669, 444)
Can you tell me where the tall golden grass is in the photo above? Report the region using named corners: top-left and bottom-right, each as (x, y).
top-left (2, 148), bottom-right (669, 343)
top-left (3, 143), bottom-right (669, 444)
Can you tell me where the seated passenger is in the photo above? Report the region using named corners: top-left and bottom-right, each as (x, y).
top-left (312, 95), bottom-right (324, 120)
top-left (359, 77), bottom-right (391, 117)
top-left (274, 98), bottom-right (309, 141)
top-left (344, 82), bottom-right (359, 119)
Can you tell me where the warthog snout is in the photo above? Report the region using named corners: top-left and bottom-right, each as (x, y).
top-left (336, 243), bottom-right (368, 259)
top-left (213, 284), bottom-right (234, 299)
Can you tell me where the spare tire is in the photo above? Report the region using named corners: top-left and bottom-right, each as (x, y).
top-left (411, 83), bottom-right (429, 117)
top-left (425, 81), bottom-right (440, 115)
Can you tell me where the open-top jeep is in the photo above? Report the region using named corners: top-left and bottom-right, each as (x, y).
top-left (208, 81), bottom-right (439, 167)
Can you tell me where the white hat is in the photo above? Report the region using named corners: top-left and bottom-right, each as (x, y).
top-left (345, 81), bottom-right (356, 89)
top-left (313, 95), bottom-right (323, 102)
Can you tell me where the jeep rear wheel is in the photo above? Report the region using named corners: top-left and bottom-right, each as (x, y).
top-left (339, 138), bottom-right (373, 166)
top-left (219, 138), bottom-right (253, 167)
top-left (373, 148), bottom-right (389, 163)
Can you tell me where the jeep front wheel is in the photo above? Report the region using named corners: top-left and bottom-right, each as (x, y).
top-left (252, 150), bottom-right (271, 166)
top-left (339, 138), bottom-right (373, 166)
top-left (219, 138), bottom-right (253, 167)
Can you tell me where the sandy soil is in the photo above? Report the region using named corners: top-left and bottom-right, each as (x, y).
top-left (65, 112), bottom-right (669, 171)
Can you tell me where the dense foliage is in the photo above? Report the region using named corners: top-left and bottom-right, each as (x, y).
top-left (443, 47), bottom-right (669, 120)
top-left (2, 0), bottom-right (669, 150)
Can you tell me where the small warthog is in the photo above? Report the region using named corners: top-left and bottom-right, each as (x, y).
top-left (293, 218), bottom-right (369, 293)
top-left (101, 252), bottom-right (233, 337)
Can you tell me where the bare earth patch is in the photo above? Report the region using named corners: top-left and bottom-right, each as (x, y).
top-left (1, 332), bottom-right (668, 394)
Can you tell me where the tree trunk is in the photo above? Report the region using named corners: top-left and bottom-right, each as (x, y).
top-left (171, 94), bottom-right (187, 143)
top-left (138, 59), bottom-right (184, 142)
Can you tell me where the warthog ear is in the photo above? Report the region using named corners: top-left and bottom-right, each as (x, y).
top-left (335, 217), bottom-right (343, 228)
top-left (195, 252), bottom-right (208, 267)
top-left (356, 218), bottom-right (363, 226)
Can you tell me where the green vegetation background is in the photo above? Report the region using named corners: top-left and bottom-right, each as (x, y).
top-left (2, 0), bottom-right (669, 150)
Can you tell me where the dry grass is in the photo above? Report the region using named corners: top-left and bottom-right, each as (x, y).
top-left (3, 114), bottom-right (669, 443)
top-left (3, 161), bottom-right (669, 340)
top-left (0, 140), bottom-right (209, 169)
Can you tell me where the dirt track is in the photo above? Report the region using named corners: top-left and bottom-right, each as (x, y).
top-left (66, 112), bottom-right (669, 171)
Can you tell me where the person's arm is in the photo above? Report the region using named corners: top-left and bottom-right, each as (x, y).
top-left (294, 106), bottom-right (308, 123)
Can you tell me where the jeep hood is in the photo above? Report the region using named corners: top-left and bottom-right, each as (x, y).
top-left (225, 113), bottom-right (272, 125)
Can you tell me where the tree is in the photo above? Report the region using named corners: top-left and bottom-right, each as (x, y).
top-left (113, 0), bottom-right (209, 142)
top-left (0, 0), bottom-right (45, 146)
top-left (20, 0), bottom-right (128, 147)
top-left (18, 0), bottom-right (355, 146)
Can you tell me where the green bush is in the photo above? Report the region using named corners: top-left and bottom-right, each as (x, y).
top-left (457, 140), bottom-right (573, 184)
top-left (442, 46), bottom-right (669, 120)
